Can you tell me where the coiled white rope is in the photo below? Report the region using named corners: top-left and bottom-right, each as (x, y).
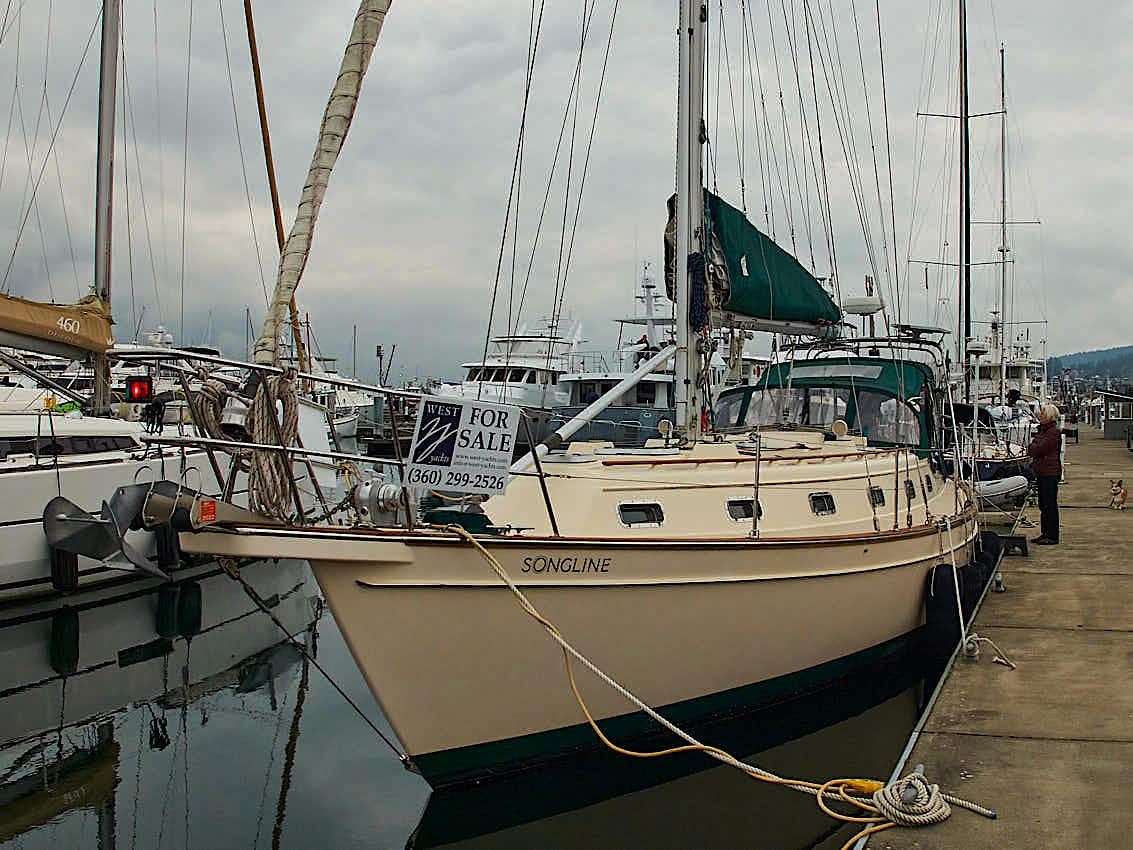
top-left (444, 524), bottom-right (996, 848)
top-left (872, 772), bottom-right (953, 826)
top-left (190, 366), bottom-right (299, 520)
top-left (246, 370), bottom-right (299, 519)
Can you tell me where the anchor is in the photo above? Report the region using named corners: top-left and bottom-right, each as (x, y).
top-left (41, 481), bottom-right (193, 580)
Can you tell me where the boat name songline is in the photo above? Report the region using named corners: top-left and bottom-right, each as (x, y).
top-left (521, 555), bottom-right (612, 574)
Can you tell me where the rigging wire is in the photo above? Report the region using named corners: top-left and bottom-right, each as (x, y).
top-left (121, 32), bottom-right (166, 328)
top-left (41, 0), bottom-right (76, 301)
top-left (715, 1), bottom-right (745, 207)
top-left (553, 0), bottom-right (621, 334)
top-left (762, 0), bottom-right (798, 254)
top-left (0, 5), bottom-right (100, 295)
top-left (511, 2), bottom-right (598, 335)
top-left (801, 1), bottom-right (839, 305)
top-left (777, 0), bottom-right (819, 272)
top-left (874, 0), bottom-right (901, 324)
top-left (503, 0), bottom-right (545, 371)
top-left (153, 0), bottom-right (170, 293)
top-left (0, 0), bottom-right (22, 44)
top-left (809, 0), bottom-right (882, 301)
top-left (775, 0), bottom-right (819, 262)
top-left (120, 29), bottom-right (138, 338)
top-left (847, 0), bottom-right (895, 312)
top-left (547, 1), bottom-right (589, 351)
top-left (740, 2), bottom-right (774, 234)
top-left (217, 0), bottom-right (270, 307)
top-left (45, 88), bottom-right (82, 298)
top-left (0, 13), bottom-right (18, 210)
top-left (12, 5), bottom-right (58, 304)
top-left (476, 0), bottom-right (546, 401)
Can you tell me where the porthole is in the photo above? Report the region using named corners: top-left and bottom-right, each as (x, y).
top-left (809, 492), bottom-right (836, 516)
top-left (726, 498), bottom-right (763, 520)
top-left (618, 502), bottom-right (664, 527)
top-left (868, 486), bottom-right (886, 507)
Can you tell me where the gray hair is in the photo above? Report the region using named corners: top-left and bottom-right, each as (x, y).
top-left (1042, 402), bottom-right (1060, 421)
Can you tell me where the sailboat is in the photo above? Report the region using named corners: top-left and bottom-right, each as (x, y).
top-left (149, 0), bottom-right (989, 790)
top-left (0, 0), bottom-right (334, 602)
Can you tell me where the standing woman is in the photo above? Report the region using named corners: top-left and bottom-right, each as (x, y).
top-left (1028, 403), bottom-right (1063, 545)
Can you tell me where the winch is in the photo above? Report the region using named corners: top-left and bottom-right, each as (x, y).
top-left (352, 477), bottom-right (404, 525)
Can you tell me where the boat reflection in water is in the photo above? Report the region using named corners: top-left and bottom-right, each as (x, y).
top-left (0, 558), bottom-right (321, 847)
top-left (408, 633), bottom-right (934, 850)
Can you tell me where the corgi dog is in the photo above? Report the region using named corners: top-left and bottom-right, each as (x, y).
top-left (1110, 480), bottom-right (1128, 510)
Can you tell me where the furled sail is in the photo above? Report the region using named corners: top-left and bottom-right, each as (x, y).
top-left (0, 292), bottom-right (114, 359)
top-left (253, 0), bottom-right (391, 367)
top-left (665, 191), bottom-right (841, 329)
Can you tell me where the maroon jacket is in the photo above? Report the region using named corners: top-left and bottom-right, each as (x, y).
top-left (1027, 421), bottom-right (1062, 477)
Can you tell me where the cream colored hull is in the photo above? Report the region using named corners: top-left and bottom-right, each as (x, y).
top-left (180, 516), bottom-right (978, 772)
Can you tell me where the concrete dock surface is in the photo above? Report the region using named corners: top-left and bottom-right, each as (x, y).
top-left (869, 426), bottom-right (1133, 849)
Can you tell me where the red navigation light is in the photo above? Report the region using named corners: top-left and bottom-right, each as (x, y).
top-left (126, 376), bottom-right (153, 402)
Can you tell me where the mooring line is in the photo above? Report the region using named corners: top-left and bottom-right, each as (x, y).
top-left (445, 525), bottom-right (995, 849)
top-left (218, 558), bottom-right (409, 765)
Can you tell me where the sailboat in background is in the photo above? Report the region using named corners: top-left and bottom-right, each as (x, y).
top-left (0, 0), bottom-right (336, 602)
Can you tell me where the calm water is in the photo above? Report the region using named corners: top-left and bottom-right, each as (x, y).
top-left (0, 560), bottom-right (936, 850)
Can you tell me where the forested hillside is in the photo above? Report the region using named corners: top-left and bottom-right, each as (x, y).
top-left (1048, 344), bottom-right (1133, 378)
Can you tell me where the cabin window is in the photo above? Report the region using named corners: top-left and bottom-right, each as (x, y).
top-left (551, 373), bottom-right (559, 385)
top-left (715, 392), bottom-right (745, 429)
top-left (526, 370), bottom-right (538, 384)
top-left (726, 498), bottom-right (763, 520)
top-left (508, 369), bottom-right (526, 382)
top-left (618, 502), bottom-right (664, 527)
top-left (467, 368), bottom-right (481, 381)
top-left (636, 382), bottom-right (656, 406)
top-left (905, 480), bottom-right (917, 501)
top-left (743, 387), bottom-right (849, 429)
top-left (854, 391), bottom-right (920, 445)
top-left (868, 486), bottom-right (886, 507)
top-left (924, 475), bottom-right (934, 493)
top-left (809, 492), bottom-right (836, 516)
top-left (0, 435), bottom-right (138, 458)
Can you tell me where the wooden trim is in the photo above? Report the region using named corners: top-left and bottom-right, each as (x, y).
top-left (600, 448), bottom-right (895, 467)
top-left (218, 507), bottom-right (976, 550)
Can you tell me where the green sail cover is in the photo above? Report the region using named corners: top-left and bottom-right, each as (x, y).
top-left (706, 192), bottom-right (840, 325)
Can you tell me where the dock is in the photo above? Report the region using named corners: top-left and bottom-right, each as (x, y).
top-left (869, 427), bottom-right (1133, 849)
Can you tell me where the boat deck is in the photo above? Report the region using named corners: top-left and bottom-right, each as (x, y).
top-left (868, 426), bottom-right (1133, 848)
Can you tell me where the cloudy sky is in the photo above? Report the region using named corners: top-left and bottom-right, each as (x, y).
top-left (0, 0), bottom-right (1125, 383)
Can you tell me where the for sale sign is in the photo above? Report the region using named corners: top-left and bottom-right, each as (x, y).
top-left (405, 398), bottom-right (519, 494)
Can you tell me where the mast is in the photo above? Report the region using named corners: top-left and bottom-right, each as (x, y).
top-left (998, 44), bottom-right (1008, 405)
top-left (242, 0), bottom-right (310, 377)
top-left (675, 0), bottom-right (706, 440)
top-left (92, 0), bottom-right (122, 412)
top-left (959, 0), bottom-right (971, 402)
